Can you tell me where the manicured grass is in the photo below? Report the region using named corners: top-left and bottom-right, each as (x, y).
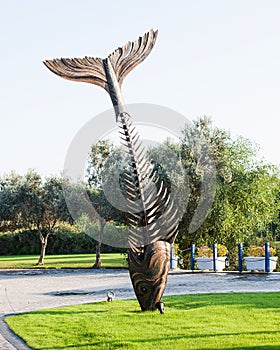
top-left (0, 253), bottom-right (127, 269)
top-left (6, 293), bottom-right (280, 349)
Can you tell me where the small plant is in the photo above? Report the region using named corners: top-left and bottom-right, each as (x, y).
top-left (197, 246), bottom-right (212, 258)
top-left (217, 244), bottom-right (229, 256)
top-left (247, 245), bottom-right (276, 257)
top-left (197, 244), bottom-right (228, 258)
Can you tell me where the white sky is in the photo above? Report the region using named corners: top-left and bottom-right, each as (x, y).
top-left (0, 0), bottom-right (279, 176)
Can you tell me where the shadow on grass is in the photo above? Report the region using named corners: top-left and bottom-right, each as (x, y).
top-left (23, 310), bottom-right (108, 316)
top-left (208, 347), bottom-right (280, 350)
top-left (37, 331), bottom-right (280, 350)
top-left (163, 292), bottom-right (280, 310)
top-left (39, 346), bottom-right (280, 350)
top-left (8, 293), bottom-right (280, 350)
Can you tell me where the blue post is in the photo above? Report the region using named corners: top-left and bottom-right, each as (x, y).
top-left (238, 243), bottom-right (243, 273)
top-left (265, 242), bottom-right (270, 273)
top-left (190, 244), bottom-right (195, 270)
top-left (212, 244), bottom-right (217, 272)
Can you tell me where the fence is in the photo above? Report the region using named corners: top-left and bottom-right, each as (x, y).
top-left (171, 242), bottom-right (278, 273)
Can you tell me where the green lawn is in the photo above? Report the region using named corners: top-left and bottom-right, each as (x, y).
top-left (6, 293), bottom-right (280, 350)
top-left (0, 253), bottom-right (127, 269)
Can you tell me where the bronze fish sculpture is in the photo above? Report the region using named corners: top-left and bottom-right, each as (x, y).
top-left (44, 29), bottom-right (179, 312)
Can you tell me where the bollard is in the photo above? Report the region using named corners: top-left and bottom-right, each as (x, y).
top-left (190, 244), bottom-right (195, 270)
top-left (238, 243), bottom-right (243, 273)
top-left (212, 244), bottom-right (217, 272)
top-left (170, 245), bottom-right (178, 269)
top-left (170, 245), bottom-right (174, 270)
top-left (265, 242), bottom-right (270, 273)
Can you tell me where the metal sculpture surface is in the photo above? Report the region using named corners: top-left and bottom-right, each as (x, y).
top-left (44, 29), bottom-right (179, 312)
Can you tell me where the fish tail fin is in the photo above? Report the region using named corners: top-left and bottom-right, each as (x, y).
top-left (107, 29), bottom-right (158, 87)
top-left (43, 29), bottom-right (158, 93)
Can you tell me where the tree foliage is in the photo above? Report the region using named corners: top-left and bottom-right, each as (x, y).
top-left (86, 140), bottom-right (124, 267)
top-left (0, 118), bottom-right (279, 266)
top-left (0, 171), bottom-right (72, 264)
top-left (177, 117), bottom-right (280, 258)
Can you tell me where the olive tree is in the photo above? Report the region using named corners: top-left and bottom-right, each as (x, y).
top-left (86, 140), bottom-right (124, 267)
top-left (0, 171), bottom-right (71, 264)
top-left (177, 117), bottom-right (280, 255)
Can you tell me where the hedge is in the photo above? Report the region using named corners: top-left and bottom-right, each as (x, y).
top-left (0, 226), bottom-right (126, 255)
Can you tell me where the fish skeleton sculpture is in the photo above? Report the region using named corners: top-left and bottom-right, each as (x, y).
top-left (44, 29), bottom-right (179, 312)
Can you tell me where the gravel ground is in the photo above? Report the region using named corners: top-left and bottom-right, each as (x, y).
top-left (1, 269), bottom-right (280, 349)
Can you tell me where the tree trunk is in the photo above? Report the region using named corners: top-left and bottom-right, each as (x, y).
top-left (36, 232), bottom-right (49, 266)
top-left (93, 241), bottom-right (102, 268)
top-left (93, 219), bottom-right (105, 268)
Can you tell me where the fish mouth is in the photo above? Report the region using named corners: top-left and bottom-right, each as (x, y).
top-left (128, 241), bottom-right (170, 311)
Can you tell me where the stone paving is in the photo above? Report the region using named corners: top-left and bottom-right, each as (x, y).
top-left (1, 269), bottom-right (280, 349)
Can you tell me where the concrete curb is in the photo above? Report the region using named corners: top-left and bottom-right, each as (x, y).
top-left (0, 315), bottom-right (32, 350)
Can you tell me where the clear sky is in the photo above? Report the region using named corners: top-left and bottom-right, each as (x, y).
top-left (1, 0), bottom-right (279, 177)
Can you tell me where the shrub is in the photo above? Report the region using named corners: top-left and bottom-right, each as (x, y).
top-left (0, 226), bottom-right (127, 255)
top-left (247, 245), bottom-right (276, 257)
top-left (197, 244), bottom-right (228, 257)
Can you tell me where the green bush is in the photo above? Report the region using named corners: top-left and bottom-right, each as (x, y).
top-left (0, 226), bottom-right (126, 256)
top-left (0, 231), bottom-right (40, 255)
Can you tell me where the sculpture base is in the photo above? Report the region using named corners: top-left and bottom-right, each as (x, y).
top-left (128, 241), bottom-right (171, 311)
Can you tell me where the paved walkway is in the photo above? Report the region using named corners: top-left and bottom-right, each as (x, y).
top-left (1, 269), bottom-right (280, 349)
